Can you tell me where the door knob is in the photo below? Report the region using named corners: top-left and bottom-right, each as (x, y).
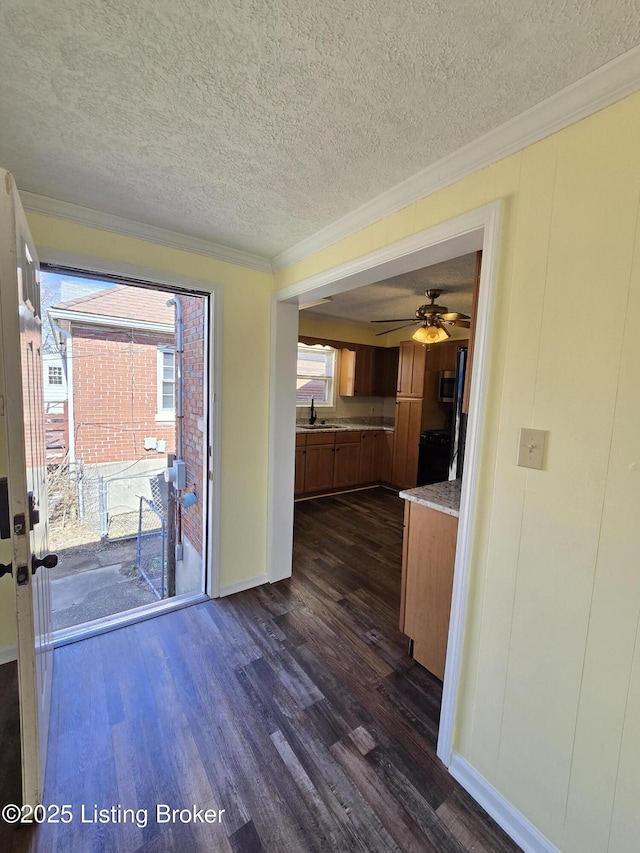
top-left (31, 553), bottom-right (58, 575)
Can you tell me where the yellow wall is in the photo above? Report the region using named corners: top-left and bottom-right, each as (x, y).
top-left (298, 313), bottom-right (382, 345)
top-left (276, 90), bottom-right (640, 853)
top-left (2, 84), bottom-right (638, 852)
top-left (23, 216), bottom-right (273, 598)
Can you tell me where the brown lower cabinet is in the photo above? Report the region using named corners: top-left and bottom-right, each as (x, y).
top-left (359, 429), bottom-right (383, 483)
top-left (399, 500), bottom-right (458, 681)
top-left (333, 432), bottom-right (361, 489)
top-left (304, 433), bottom-right (336, 493)
top-left (295, 433), bottom-right (306, 496)
top-left (391, 398), bottom-right (422, 489)
top-left (296, 429), bottom-right (389, 497)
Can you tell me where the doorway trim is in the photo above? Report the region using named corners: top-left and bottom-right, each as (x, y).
top-left (34, 248), bottom-right (222, 605)
top-left (268, 200), bottom-right (502, 768)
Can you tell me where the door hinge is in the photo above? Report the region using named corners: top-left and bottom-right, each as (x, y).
top-left (0, 562), bottom-right (12, 579)
top-left (16, 565), bottom-right (29, 585)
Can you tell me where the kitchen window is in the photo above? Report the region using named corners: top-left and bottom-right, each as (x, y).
top-left (157, 347), bottom-right (175, 420)
top-left (296, 343), bottom-right (335, 406)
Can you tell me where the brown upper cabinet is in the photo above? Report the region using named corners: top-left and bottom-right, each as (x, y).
top-left (396, 341), bottom-right (427, 397)
top-left (340, 345), bottom-right (376, 396)
top-left (339, 345), bottom-right (399, 397)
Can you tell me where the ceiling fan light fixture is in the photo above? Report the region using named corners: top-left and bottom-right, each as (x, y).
top-left (412, 323), bottom-right (451, 344)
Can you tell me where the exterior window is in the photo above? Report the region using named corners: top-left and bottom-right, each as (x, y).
top-left (48, 365), bottom-right (63, 385)
top-left (157, 348), bottom-right (175, 416)
top-left (296, 343), bottom-right (335, 405)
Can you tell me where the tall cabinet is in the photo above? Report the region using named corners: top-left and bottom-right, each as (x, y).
top-left (391, 339), bottom-right (467, 489)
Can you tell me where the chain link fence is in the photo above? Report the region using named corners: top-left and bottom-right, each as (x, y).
top-left (136, 496), bottom-right (167, 599)
top-left (47, 460), bottom-right (169, 551)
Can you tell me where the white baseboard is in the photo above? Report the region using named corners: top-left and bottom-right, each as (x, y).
top-left (0, 645), bottom-right (18, 665)
top-left (219, 572), bottom-right (268, 597)
top-left (448, 754), bottom-right (559, 853)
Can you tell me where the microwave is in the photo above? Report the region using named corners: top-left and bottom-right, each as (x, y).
top-left (438, 370), bottom-right (456, 403)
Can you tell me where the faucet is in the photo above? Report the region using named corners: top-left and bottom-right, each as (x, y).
top-left (309, 397), bottom-right (317, 425)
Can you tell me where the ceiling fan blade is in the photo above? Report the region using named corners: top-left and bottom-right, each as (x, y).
top-left (375, 322), bottom-right (418, 336)
top-left (440, 312), bottom-right (470, 321)
top-left (440, 317), bottom-right (471, 328)
top-left (370, 318), bottom-right (417, 323)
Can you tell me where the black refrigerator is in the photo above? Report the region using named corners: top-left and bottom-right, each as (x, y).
top-left (448, 346), bottom-right (468, 481)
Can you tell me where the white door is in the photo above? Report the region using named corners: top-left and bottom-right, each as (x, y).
top-left (0, 170), bottom-right (55, 806)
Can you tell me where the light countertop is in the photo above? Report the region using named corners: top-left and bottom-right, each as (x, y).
top-left (296, 423), bottom-right (393, 434)
top-left (399, 479), bottom-right (462, 517)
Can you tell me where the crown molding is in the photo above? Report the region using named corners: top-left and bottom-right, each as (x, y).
top-left (272, 45), bottom-right (640, 272)
top-left (20, 192), bottom-right (274, 274)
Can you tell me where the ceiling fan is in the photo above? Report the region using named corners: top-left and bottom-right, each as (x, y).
top-left (371, 288), bottom-right (470, 343)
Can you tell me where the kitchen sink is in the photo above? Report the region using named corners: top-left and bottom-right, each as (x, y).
top-left (300, 423), bottom-right (348, 430)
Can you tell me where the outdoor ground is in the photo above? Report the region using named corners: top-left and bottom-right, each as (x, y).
top-left (50, 536), bottom-right (157, 632)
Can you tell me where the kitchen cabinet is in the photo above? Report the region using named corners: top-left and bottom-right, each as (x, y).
top-left (426, 339), bottom-right (460, 373)
top-left (358, 429), bottom-right (383, 483)
top-left (333, 431), bottom-right (361, 489)
top-left (400, 500), bottom-right (458, 680)
top-left (304, 432), bottom-right (335, 493)
top-left (339, 346), bottom-right (398, 397)
top-left (378, 347), bottom-right (399, 397)
top-left (295, 433), bottom-right (306, 496)
top-left (294, 428), bottom-right (393, 497)
top-left (339, 346), bottom-right (376, 396)
top-left (391, 398), bottom-right (422, 489)
top-left (396, 341), bottom-right (426, 397)
top-left (380, 431), bottom-right (393, 484)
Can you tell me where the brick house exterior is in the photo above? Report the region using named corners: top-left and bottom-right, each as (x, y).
top-left (49, 283), bottom-right (206, 586)
top-left (50, 285), bottom-right (177, 466)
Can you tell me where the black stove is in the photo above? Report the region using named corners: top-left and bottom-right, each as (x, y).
top-left (420, 429), bottom-right (452, 447)
top-left (417, 430), bottom-right (452, 485)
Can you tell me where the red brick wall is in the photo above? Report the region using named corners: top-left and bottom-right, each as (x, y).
top-left (180, 295), bottom-right (206, 555)
top-left (72, 326), bottom-right (175, 465)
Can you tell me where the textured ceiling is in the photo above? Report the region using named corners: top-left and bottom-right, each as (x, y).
top-left (1, 1), bottom-right (639, 257)
top-left (303, 253), bottom-right (477, 328)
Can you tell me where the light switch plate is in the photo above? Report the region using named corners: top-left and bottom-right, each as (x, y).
top-left (517, 428), bottom-right (547, 470)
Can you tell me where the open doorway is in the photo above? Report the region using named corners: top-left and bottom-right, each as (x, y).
top-left (40, 268), bottom-right (210, 641)
top-left (269, 202), bottom-right (501, 768)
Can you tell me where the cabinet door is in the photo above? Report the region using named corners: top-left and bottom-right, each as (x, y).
top-left (333, 439), bottom-right (361, 488)
top-left (304, 442), bottom-right (335, 492)
top-left (369, 430), bottom-right (382, 481)
top-left (295, 446), bottom-right (306, 495)
top-left (402, 502), bottom-right (458, 681)
top-left (392, 398), bottom-right (422, 488)
top-left (358, 430), bottom-right (374, 483)
top-left (380, 431), bottom-right (393, 483)
top-left (376, 347), bottom-right (399, 397)
top-left (339, 346), bottom-right (376, 396)
top-left (396, 342), bottom-right (426, 397)
top-left (357, 346), bottom-right (376, 396)
top-left (426, 340), bottom-right (458, 373)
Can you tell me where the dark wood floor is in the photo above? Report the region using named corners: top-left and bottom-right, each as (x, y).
top-left (3, 488), bottom-right (520, 852)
